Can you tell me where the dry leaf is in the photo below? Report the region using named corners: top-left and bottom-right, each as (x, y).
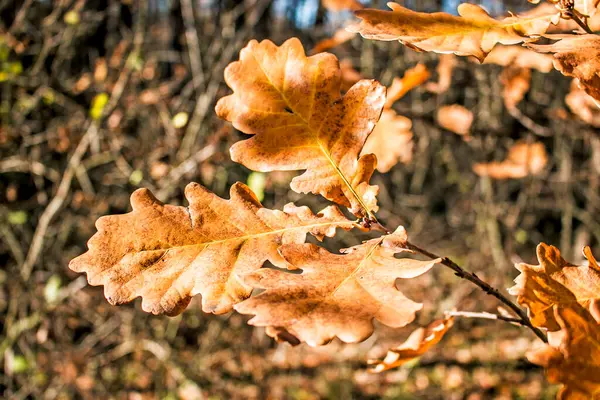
top-left (340, 59), bottom-right (363, 91)
top-left (384, 63), bottom-right (430, 108)
top-left (426, 54), bottom-right (457, 94)
top-left (566, 80), bottom-right (600, 126)
top-left (311, 28), bottom-right (356, 54)
top-left (235, 226), bottom-right (441, 346)
top-left (529, 35), bottom-right (600, 104)
top-left (500, 66), bottom-right (532, 109)
top-left (509, 243), bottom-right (600, 331)
top-left (473, 141), bottom-right (548, 179)
top-left (522, 2), bottom-right (600, 32)
top-left (322, 0), bottom-right (363, 12)
top-left (361, 109), bottom-right (413, 172)
top-left (527, 306), bottom-right (600, 400)
top-left (436, 104), bottom-right (473, 137)
top-left (483, 45), bottom-right (554, 72)
top-left (350, 3), bottom-right (556, 61)
top-left (216, 38), bottom-right (384, 218)
top-left (369, 316), bottom-right (454, 372)
top-left (70, 182), bottom-right (353, 316)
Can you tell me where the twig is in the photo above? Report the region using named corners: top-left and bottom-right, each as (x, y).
top-left (405, 241), bottom-right (548, 343)
top-left (181, 0), bottom-right (205, 91)
top-left (21, 126), bottom-right (93, 280)
top-left (445, 310), bottom-right (522, 324)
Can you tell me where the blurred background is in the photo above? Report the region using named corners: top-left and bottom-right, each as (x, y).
top-left (1, 0), bottom-right (598, 398)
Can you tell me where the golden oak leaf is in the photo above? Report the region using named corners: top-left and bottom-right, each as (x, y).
top-left (384, 63), bottom-right (430, 108)
top-left (69, 182), bottom-right (354, 316)
top-left (566, 80), bottom-right (600, 126)
top-left (426, 54), bottom-right (457, 94)
top-left (216, 38), bottom-right (385, 219)
top-left (527, 306), bottom-right (600, 400)
top-left (483, 45), bottom-right (554, 72)
top-left (322, 0), bottom-right (363, 12)
top-left (500, 66), bottom-right (531, 109)
top-left (339, 59), bottom-right (363, 91)
top-left (350, 3), bottom-right (556, 61)
top-left (509, 243), bottom-right (600, 331)
top-left (473, 141), bottom-right (548, 179)
top-left (234, 227), bottom-right (441, 346)
top-left (368, 316), bottom-right (454, 372)
top-left (436, 104), bottom-right (473, 137)
top-left (361, 109), bottom-right (413, 172)
top-left (529, 35), bottom-right (600, 105)
top-left (311, 28), bottom-right (356, 54)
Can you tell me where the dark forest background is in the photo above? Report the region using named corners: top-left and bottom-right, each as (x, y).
top-left (1, 0), bottom-right (597, 398)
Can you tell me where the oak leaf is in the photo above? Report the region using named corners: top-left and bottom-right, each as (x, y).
top-left (361, 64), bottom-right (427, 172)
top-left (529, 35), bottom-right (600, 105)
top-left (234, 227), bottom-right (441, 346)
top-left (483, 45), bottom-right (554, 72)
top-left (566, 80), bottom-right (600, 126)
top-left (350, 3), bottom-right (556, 61)
top-left (500, 66), bottom-right (532, 109)
top-left (311, 28), bottom-right (356, 54)
top-left (69, 182), bottom-right (354, 316)
top-left (436, 104), bottom-right (473, 137)
top-left (361, 109), bottom-right (413, 173)
top-left (426, 54), bottom-right (457, 94)
top-left (216, 38), bottom-right (384, 218)
top-left (527, 306), bottom-right (600, 400)
top-left (473, 141), bottom-right (548, 179)
top-left (368, 316), bottom-right (454, 372)
top-left (384, 63), bottom-right (430, 108)
top-left (339, 59), bottom-right (363, 91)
top-left (509, 243), bottom-right (600, 331)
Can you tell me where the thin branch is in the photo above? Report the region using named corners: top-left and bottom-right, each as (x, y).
top-left (405, 241), bottom-right (548, 343)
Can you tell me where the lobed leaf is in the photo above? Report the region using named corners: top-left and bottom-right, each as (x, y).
top-left (216, 38), bottom-right (385, 219)
top-left (235, 226), bottom-right (441, 346)
top-left (368, 316), bottom-right (454, 372)
top-left (528, 35), bottom-right (600, 105)
top-left (70, 182), bottom-right (354, 316)
top-left (527, 306), bottom-right (600, 400)
top-left (509, 243), bottom-right (600, 331)
top-left (473, 141), bottom-right (548, 179)
top-left (350, 3), bottom-right (556, 61)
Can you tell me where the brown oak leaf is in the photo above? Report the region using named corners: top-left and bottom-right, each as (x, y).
top-left (501, 66), bottom-right (532, 110)
top-left (566, 80), bottom-right (600, 126)
top-left (436, 104), bottom-right (474, 137)
top-left (350, 3), bottom-right (556, 61)
top-left (483, 45), bottom-right (554, 72)
top-left (69, 182), bottom-right (354, 316)
top-left (216, 38), bottom-right (385, 219)
top-left (311, 28), bottom-right (356, 54)
top-left (509, 243), bottom-right (600, 331)
top-left (368, 316), bottom-right (454, 372)
top-left (384, 63), bottom-right (430, 108)
top-left (361, 109), bottom-right (413, 172)
top-left (426, 54), bottom-right (457, 94)
top-left (234, 227), bottom-right (441, 346)
top-left (529, 35), bottom-right (600, 105)
top-left (473, 141), bottom-right (548, 179)
top-left (527, 306), bottom-right (600, 400)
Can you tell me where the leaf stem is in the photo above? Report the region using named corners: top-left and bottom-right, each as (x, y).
top-left (405, 241), bottom-right (548, 343)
